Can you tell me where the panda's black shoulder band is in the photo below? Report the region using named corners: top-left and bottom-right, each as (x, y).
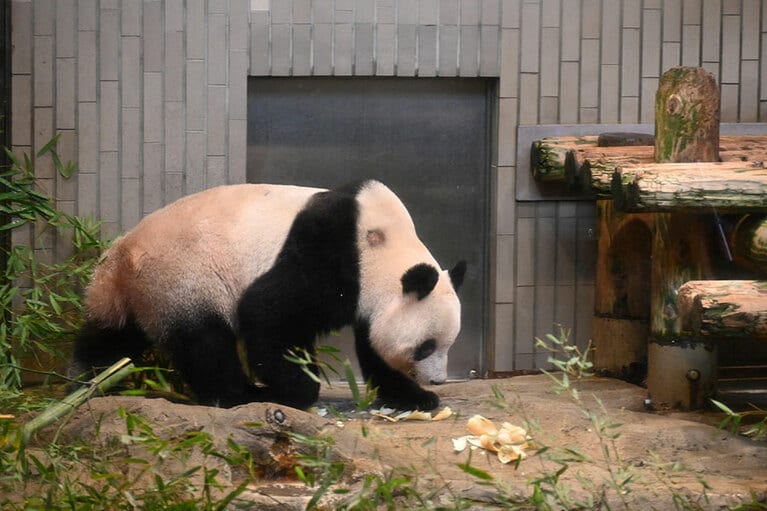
top-left (401, 263), bottom-right (439, 300)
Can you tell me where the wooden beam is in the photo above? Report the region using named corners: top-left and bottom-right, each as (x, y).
top-left (678, 280), bottom-right (767, 339)
top-left (611, 161), bottom-right (767, 213)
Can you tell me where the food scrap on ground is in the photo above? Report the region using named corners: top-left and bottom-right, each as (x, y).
top-left (453, 414), bottom-right (532, 463)
top-left (370, 406), bottom-right (453, 422)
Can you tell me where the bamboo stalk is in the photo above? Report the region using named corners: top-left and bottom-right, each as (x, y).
top-left (21, 357), bottom-right (134, 444)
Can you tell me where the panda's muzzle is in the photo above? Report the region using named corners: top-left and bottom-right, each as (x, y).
top-left (412, 345), bottom-right (449, 387)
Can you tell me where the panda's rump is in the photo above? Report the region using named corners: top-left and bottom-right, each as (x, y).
top-left (85, 184), bottom-right (324, 339)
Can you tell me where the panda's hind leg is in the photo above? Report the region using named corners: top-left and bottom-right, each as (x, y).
top-left (69, 318), bottom-right (152, 382)
top-left (166, 314), bottom-right (257, 407)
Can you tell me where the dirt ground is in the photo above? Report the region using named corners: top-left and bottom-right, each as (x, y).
top-left (307, 375), bottom-right (767, 510)
top-left (42, 375), bottom-right (767, 510)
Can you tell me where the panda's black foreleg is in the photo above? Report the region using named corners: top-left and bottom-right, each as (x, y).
top-left (69, 318), bottom-right (152, 383)
top-left (353, 322), bottom-right (440, 411)
top-left (166, 314), bottom-right (257, 408)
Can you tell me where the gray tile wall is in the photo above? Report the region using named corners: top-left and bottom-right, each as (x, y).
top-left (10, 0), bottom-right (767, 372)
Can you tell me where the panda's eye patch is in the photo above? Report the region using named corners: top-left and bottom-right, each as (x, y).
top-left (414, 339), bottom-right (437, 361)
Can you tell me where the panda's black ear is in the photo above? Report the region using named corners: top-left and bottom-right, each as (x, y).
top-left (401, 263), bottom-right (439, 300)
top-left (449, 260), bottom-right (467, 290)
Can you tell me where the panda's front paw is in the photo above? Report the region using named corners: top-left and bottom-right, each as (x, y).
top-left (378, 388), bottom-right (440, 411)
top-left (414, 389), bottom-right (440, 411)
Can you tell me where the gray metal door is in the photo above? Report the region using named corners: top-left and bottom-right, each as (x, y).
top-left (247, 77), bottom-right (489, 381)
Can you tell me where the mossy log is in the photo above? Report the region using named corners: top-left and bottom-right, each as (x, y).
top-left (529, 134), bottom-right (767, 191)
top-left (654, 66), bottom-right (720, 162)
top-left (648, 67), bottom-right (720, 346)
top-left (530, 136), bottom-right (588, 182)
top-left (611, 161), bottom-right (767, 213)
top-left (730, 214), bottom-right (767, 275)
top-left (678, 280), bottom-right (767, 339)
top-left (576, 148), bottom-right (654, 196)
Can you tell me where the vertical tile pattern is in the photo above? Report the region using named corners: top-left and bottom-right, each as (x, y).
top-left (10, 0), bottom-right (767, 372)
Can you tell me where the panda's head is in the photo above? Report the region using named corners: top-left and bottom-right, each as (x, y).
top-left (371, 261), bottom-right (466, 385)
top-left (354, 181), bottom-right (467, 386)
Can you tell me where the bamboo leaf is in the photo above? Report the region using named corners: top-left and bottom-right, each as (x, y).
top-left (35, 133), bottom-right (61, 158)
top-left (457, 462), bottom-right (494, 481)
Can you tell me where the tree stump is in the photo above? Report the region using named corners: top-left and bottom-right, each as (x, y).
top-left (654, 66), bottom-right (720, 163)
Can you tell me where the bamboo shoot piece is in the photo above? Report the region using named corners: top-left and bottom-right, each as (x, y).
top-left (611, 161), bottom-right (767, 213)
top-left (678, 280), bottom-right (767, 339)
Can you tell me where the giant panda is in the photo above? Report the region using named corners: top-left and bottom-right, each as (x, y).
top-left (69, 180), bottom-right (466, 411)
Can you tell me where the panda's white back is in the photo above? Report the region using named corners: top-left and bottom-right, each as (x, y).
top-left (85, 183), bottom-right (323, 339)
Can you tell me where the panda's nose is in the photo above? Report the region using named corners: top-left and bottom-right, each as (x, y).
top-left (430, 378), bottom-right (446, 386)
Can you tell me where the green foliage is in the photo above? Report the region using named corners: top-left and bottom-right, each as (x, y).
top-left (0, 408), bottom-right (254, 510)
top-left (0, 135), bottom-right (106, 389)
top-left (711, 399), bottom-right (767, 440)
top-left (285, 345), bottom-right (377, 412)
top-left (289, 431), bottom-right (347, 508)
top-left (535, 326), bottom-right (594, 397)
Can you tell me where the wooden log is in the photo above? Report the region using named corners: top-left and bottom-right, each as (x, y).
top-left (594, 201), bottom-right (654, 319)
top-left (592, 200), bottom-right (654, 374)
top-left (530, 137), bottom-right (587, 182)
top-left (730, 214), bottom-right (767, 275)
top-left (597, 132), bottom-right (655, 147)
top-left (678, 280), bottom-right (767, 339)
top-left (566, 142), bottom-right (655, 191)
top-left (530, 134), bottom-right (767, 188)
top-left (575, 147), bottom-right (654, 196)
top-left (654, 66), bottom-right (720, 162)
top-left (649, 67), bottom-right (719, 347)
top-left (611, 161), bottom-right (767, 213)
top-left (649, 213), bottom-right (715, 338)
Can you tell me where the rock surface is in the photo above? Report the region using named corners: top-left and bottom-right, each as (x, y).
top-left (36, 375), bottom-right (767, 509)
